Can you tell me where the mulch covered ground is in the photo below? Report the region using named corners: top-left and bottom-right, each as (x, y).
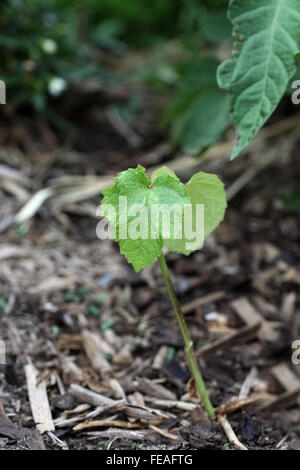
top-left (0, 96), bottom-right (300, 450)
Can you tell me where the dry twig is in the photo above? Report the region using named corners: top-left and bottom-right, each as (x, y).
top-left (218, 415), bottom-right (248, 450)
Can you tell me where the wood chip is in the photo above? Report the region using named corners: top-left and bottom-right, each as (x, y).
top-left (128, 392), bottom-right (145, 407)
top-left (28, 275), bottom-right (77, 294)
top-left (259, 390), bottom-right (300, 413)
top-left (86, 429), bottom-right (157, 442)
top-left (259, 364), bottom-right (300, 412)
top-left (24, 363), bottom-right (54, 433)
top-left (61, 355), bottom-right (84, 382)
top-left (74, 419), bottom-right (143, 431)
top-left (0, 178), bottom-right (29, 201)
top-left (0, 164), bottom-right (31, 184)
top-left (82, 329), bottom-right (111, 373)
top-left (135, 377), bottom-right (176, 400)
top-left (47, 431), bottom-right (68, 450)
top-left (181, 291), bottom-right (226, 315)
top-left (55, 400), bottom-right (126, 429)
top-left (271, 363), bottom-right (300, 392)
top-left (0, 244), bottom-right (29, 261)
top-left (231, 297), bottom-right (281, 342)
top-left (216, 394), bottom-right (269, 416)
top-left (281, 292), bottom-right (296, 324)
top-left (231, 297), bottom-right (264, 327)
top-left (197, 322), bottom-right (260, 358)
top-left (112, 353), bottom-right (133, 367)
top-left (109, 378), bottom-right (126, 400)
top-left (145, 397), bottom-right (198, 411)
top-left (152, 346), bottom-right (168, 370)
top-left (239, 367), bottom-right (257, 399)
top-left (57, 334), bottom-right (83, 350)
top-left (122, 404), bottom-right (175, 424)
top-left (70, 384), bottom-right (115, 407)
top-left (149, 425), bottom-right (178, 440)
top-left (70, 384), bottom-right (174, 424)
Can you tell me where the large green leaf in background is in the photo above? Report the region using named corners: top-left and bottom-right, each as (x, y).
top-left (164, 57), bottom-right (230, 154)
top-left (218, 0), bottom-right (300, 160)
top-left (183, 90), bottom-right (230, 153)
top-left (200, 8), bottom-right (232, 43)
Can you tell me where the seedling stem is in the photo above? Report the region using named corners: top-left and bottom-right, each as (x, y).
top-left (158, 252), bottom-right (215, 419)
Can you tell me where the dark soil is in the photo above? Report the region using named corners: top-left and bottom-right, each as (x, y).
top-left (0, 95), bottom-right (299, 450)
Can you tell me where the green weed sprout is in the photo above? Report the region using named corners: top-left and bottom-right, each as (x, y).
top-left (100, 165), bottom-right (227, 419)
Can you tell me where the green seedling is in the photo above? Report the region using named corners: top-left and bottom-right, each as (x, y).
top-left (64, 285), bottom-right (92, 304)
top-left (100, 318), bottom-right (116, 332)
top-left (88, 304), bottom-right (101, 317)
top-left (100, 165), bottom-right (227, 419)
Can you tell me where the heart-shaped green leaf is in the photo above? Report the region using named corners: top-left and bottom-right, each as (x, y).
top-left (100, 166), bottom-right (226, 269)
top-left (165, 172), bottom-right (227, 255)
top-left (101, 165), bottom-right (190, 271)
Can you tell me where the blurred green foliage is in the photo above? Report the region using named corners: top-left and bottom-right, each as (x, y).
top-left (162, 57), bottom-right (230, 153)
top-left (1, 0), bottom-right (232, 151)
top-left (282, 186), bottom-right (300, 210)
top-left (1, 0), bottom-right (116, 111)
